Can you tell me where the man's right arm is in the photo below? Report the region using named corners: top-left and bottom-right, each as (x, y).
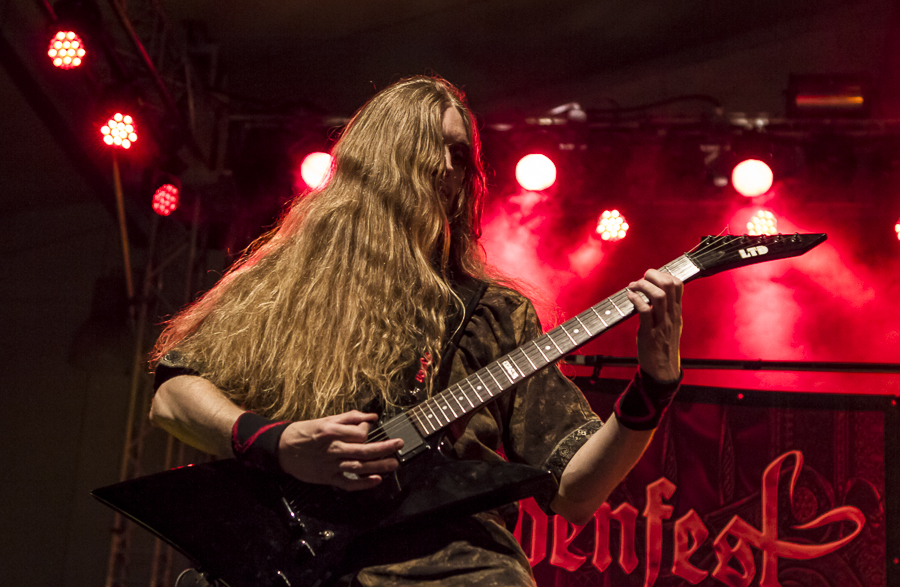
top-left (150, 375), bottom-right (243, 457)
top-left (149, 375), bottom-right (404, 491)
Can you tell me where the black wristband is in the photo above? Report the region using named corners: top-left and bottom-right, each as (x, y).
top-left (614, 369), bottom-right (682, 431)
top-left (231, 412), bottom-right (291, 472)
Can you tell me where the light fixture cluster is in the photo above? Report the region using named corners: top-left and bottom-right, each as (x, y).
top-left (151, 183), bottom-right (179, 216)
top-left (747, 210), bottom-right (778, 236)
top-left (596, 210), bottom-right (628, 241)
top-left (44, 2), bottom-right (189, 219)
top-left (48, 31), bottom-right (85, 69)
top-left (100, 113), bottom-right (138, 149)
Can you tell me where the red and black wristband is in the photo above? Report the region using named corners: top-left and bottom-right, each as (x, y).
top-left (614, 369), bottom-right (682, 431)
top-left (231, 412), bottom-right (291, 472)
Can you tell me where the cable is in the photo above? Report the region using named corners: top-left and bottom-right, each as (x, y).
top-left (586, 94), bottom-right (723, 115)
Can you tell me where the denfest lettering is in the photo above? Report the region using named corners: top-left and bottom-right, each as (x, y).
top-left (514, 451), bottom-right (866, 587)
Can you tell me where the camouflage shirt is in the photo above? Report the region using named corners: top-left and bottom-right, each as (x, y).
top-left (335, 286), bottom-right (603, 586)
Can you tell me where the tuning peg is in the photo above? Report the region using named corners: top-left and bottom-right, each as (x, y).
top-left (293, 538), bottom-right (316, 558)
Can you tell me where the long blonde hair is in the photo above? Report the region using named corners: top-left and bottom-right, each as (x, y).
top-left (151, 76), bottom-right (489, 421)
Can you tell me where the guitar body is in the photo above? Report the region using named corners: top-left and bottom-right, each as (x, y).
top-left (93, 447), bottom-right (557, 587)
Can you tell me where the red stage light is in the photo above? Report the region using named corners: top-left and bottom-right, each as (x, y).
top-left (152, 183), bottom-right (179, 216)
top-left (48, 31), bottom-right (86, 69)
top-left (596, 209), bottom-right (629, 241)
top-left (101, 113), bottom-right (137, 149)
top-left (732, 159), bottom-right (773, 197)
top-left (895, 219), bottom-right (900, 242)
top-left (746, 209), bottom-right (778, 236)
top-left (300, 152), bottom-right (333, 190)
top-left (515, 154), bottom-right (556, 191)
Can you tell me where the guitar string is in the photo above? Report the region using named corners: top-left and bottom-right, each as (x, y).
top-left (282, 234), bottom-right (787, 498)
top-left (281, 235), bottom-right (802, 504)
top-left (279, 276), bottom-right (653, 499)
top-left (363, 233), bottom-right (764, 444)
top-left (361, 235), bottom-right (733, 445)
top-left (362, 288), bottom-right (635, 444)
top-left (364, 264), bottom-right (672, 444)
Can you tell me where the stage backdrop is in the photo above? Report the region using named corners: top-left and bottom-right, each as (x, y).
top-left (514, 378), bottom-right (898, 587)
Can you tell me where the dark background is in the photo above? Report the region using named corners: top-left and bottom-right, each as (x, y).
top-left (2, 1), bottom-right (899, 585)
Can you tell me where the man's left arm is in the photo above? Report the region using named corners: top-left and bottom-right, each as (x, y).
top-left (551, 269), bottom-right (683, 525)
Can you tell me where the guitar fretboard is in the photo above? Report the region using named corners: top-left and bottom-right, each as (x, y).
top-left (403, 255), bottom-right (701, 437)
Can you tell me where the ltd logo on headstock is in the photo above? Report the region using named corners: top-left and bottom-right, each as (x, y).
top-left (738, 245), bottom-right (769, 259)
top-left (689, 233), bottom-right (825, 278)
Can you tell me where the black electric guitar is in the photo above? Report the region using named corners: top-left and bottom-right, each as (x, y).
top-left (93, 233), bottom-right (826, 587)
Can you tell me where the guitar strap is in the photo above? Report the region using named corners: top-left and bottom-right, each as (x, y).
top-left (434, 276), bottom-right (488, 394)
top-left (363, 277), bottom-right (487, 418)
top-left (366, 277), bottom-right (487, 418)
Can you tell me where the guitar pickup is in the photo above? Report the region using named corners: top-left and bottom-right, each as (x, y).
top-left (381, 413), bottom-right (427, 462)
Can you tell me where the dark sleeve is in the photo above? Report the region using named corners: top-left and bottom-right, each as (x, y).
top-left (496, 294), bottom-right (602, 480)
top-left (452, 287), bottom-right (603, 492)
top-left (152, 350), bottom-right (200, 392)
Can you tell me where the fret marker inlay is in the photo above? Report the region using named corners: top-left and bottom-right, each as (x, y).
top-left (501, 360), bottom-right (519, 380)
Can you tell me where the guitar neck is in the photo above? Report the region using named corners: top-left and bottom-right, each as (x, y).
top-left (378, 232), bottom-right (826, 449)
top-left (403, 254), bottom-right (701, 437)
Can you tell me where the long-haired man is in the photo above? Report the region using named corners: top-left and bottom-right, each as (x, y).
top-left (150, 76), bottom-right (684, 585)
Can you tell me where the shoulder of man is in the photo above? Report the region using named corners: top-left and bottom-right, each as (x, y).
top-left (479, 282), bottom-right (531, 312)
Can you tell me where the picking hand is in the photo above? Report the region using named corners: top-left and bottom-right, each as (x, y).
top-left (277, 410), bottom-right (403, 491)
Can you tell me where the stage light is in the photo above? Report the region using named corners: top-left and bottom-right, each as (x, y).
top-left (50, 0), bottom-right (103, 70)
top-left (300, 152), bottom-right (333, 190)
top-left (787, 74), bottom-right (871, 119)
top-left (596, 209), bottom-right (628, 241)
top-left (48, 31), bottom-right (86, 69)
top-left (151, 183), bottom-right (179, 216)
top-left (515, 154), bottom-right (556, 191)
top-left (732, 159), bottom-right (773, 197)
top-left (746, 210), bottom-right (778, 236)
top-left (895, 219), bottom-right (900, 242)
top-left (100, 112), bottom-right (138, 149)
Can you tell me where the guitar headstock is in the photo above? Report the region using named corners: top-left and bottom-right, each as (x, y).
top-left (685, 233), bottom-right (827, 278)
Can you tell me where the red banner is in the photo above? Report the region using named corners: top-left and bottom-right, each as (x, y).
top-left (516, 382), bottom-right (889, 587)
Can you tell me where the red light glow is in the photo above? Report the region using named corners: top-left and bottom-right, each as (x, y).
top-left (152, 184), bottom-right (179, 216)
top-left (515, 154), bottom-right (557, 191)
top-left (300, 152), bottom-right (333, 190)
top-left (48, 31), bottom-right (86, 69)
top-left (895, 219), bottom-right (900, 242)
top-left (732, 159), bottom-right (774, 197)
top-left (101, 113), bottom-right (137, 149)
top-left (596, 210), bottom-right (629, 241)
top-left (746, 210), bottom-right (778, 235)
